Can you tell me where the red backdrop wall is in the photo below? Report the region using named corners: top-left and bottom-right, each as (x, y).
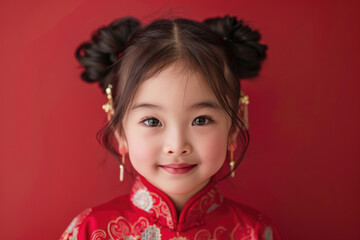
top-left (0, 0), bottom-right (359, 239)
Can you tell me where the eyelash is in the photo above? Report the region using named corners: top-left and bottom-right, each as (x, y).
top-left (192, 116), bottom-right (213, 126)
top-left (140, 116), bottom-right (214, 127)
top-left (142, 117), bottom-right (162, 127)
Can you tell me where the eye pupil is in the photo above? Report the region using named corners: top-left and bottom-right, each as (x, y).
top-left (145, 118), bottom-right (160, 127)
top-left (194, 117), bottom-right (206, 125)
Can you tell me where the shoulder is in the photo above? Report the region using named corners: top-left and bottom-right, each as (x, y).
top-left (221, 197), bottom-right (266, 223)
top-left (60, 208), bottom-right (92, 240)
top-left (221, 197), bottom-right (282, 240)
top-left (60, 195), bottom-right (130, 240)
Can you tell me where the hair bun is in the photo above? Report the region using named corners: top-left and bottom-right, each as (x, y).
top-left (75, 17), bottom-right (141, 90)
top-left (203, 15), bottom-right (268, 79)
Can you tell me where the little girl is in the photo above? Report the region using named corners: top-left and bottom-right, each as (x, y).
top-left (61, 16), bottom-right (281, 240)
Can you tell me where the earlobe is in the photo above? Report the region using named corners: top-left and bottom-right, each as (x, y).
top-left (114, 130), bottom-right (128, 152)
top-left (228, 140), bottom-right (237, 151)
top-left (114, 129), bottom-right (127, 183)
top-left (228, 126), bottom-right (239, 150)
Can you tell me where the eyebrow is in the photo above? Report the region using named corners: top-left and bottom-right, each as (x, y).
top-left (131, 100), bottom-right (221, 111)
top-left (190, 101), bottom-right (221, 110)
top-left (131, 103), bottom-right (162, 111)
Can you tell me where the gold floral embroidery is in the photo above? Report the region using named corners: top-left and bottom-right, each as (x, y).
top-left (230, 223), bottom-right (256, 240)
top-left (184, 186), bottom-right (223, 226)
top-left (91, 217), bottom-right (162, 240)
top-left (131, 177), bottom-right (174, 229)
top-left (90, 229), bottom-right (107, 240)
top-left (148, 192), bottom-right (173, 229)
top-left (169, 232), bottom-right (189, 240)
top-left (89, 217), bottom-right (258, 240)
top-left (130, 177), bottom-right (225, 231)
top-left (108, 216), bottom-right (150, 239)
top-left (194, 226), bottom-right (227, 240)
top-left (190, 223), bottom-right (257, 240)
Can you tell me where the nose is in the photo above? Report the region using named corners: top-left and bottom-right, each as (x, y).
top-left (163, 127), bottom-right (192, 156)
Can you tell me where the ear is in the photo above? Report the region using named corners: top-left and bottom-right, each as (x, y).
top-left (228, 125), bottom-right (239, 150)
top-left (114, 129), bottom-right (128, 153)
top-left (238, 103), bottom-right (249, 130)
top-left (227, 105), bottom-right (245, 150)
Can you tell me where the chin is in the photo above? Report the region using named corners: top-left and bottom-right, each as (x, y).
top-left (160, 179), bottom-right (209, 196)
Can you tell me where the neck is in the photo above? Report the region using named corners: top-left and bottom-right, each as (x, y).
top-left (166, 179), bottom-right (210, 217)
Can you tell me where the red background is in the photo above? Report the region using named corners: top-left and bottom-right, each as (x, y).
top-left (0, 0), bottom-right (359, 239)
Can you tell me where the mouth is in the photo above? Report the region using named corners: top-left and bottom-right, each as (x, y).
top-left (159, 163), bottom-right (197, 174)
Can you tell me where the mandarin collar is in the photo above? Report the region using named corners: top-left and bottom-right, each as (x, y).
top-left (129, 175), bottom-right (223, 232)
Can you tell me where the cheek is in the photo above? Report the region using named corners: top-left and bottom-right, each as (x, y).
top-left (196, 128), bottom-right (229, 164)
top-left (125, 128), bottom-right (160, 166)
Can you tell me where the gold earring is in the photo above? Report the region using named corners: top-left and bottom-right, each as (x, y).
top-left (229, 143), bottom-right (236, 177)
top-left (239, 91), bottom-right (249, 129)
top-left (119, 146), bottom-right (126, 182)
top-left (102, 84), bottom-right (114, 120)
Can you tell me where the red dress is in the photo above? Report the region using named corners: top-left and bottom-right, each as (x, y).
top-left (60, 176), bottom-right (281, 240)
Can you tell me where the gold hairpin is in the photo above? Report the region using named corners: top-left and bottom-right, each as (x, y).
top-left (239, 91), bottom-right (249, 105)
top-left (102, 84), bottom-right (114, 120)
top-left (239, 91), bottom-right (249, 129)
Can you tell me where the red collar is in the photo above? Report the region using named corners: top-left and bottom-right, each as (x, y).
top-left (129, 175), bottom-right (223, 232)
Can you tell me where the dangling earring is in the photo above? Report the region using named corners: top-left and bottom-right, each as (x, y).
top-left (119, 146), bottom-right (126, 182)
top-left (239, 91), bottom-right (249, 129)
top-left (102, 84), bottom-right (114, 120)
top-left (229, 143), bottom-right (236, 177)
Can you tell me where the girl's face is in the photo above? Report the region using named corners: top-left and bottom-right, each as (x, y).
top-left (120, 62), bottom-right (233, 197)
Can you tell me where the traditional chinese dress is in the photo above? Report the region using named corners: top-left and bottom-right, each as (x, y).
top-left (60, 176), bottom-right (281, 240)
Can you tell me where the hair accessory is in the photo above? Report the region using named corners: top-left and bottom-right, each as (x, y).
top-left (119, 146), bottom-right (126, 182)
top-left (239, 91), bottom-right (249, 105)
top-left (102, 84), bottom-right (114, 120)
top-left (229, 143), bottom-right (236, 177)
top-left (239, 91), bottom-right (249, 129)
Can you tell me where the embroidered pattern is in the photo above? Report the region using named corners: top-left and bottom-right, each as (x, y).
top-left (194, 226), bottom-right (227, 240)
top-left (90, 229), bottom-right (106, 240)
top-left (132, 189), bottom-right (154, 213)
top-left (89, 220), bottom-right (260, 240)
top-left (72, 228), bottom-right (79, 240)
top-left (125, 236), bottom-right (137, 240)
top-left (131, 177), bottom-right (174, 229)
top-left (61, 177), bottom-right (274, 240)
top-left (141, 225), bottom-right (162, 240)
top-left (60, 208), bottom-right (92, 240)
top-left (129, 177), bottom-right (226, 231)
top-left (263, 226), bottom-right (273, 240)
top-left (148, 192), bottom-right (173, 229)
top-left (90, 217), bottom-right (162, 240)
top-left (108, 216), bottom-right (149, 239)
top-left (184, 186), bottom-right (223, 227)
top-left (231, 223), bottom-right (256, 240)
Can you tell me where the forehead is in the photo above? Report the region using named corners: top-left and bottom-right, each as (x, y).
top-left (131, 63), bottom-right (218, 107)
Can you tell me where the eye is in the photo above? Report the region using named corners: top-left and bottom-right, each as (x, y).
top-left (192, 116), bottom-right (213, 126)
top-left (142, 118), bottom-right (162, 127)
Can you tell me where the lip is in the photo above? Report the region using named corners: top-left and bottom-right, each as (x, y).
top-left (159, 163), bottom-right (197, 174)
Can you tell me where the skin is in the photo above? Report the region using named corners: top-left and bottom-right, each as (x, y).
top-left (116, 62), bottom-right (237, 215)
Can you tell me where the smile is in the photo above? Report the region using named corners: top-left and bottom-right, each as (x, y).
top-left (159, 163), bottom-right (197, 174)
